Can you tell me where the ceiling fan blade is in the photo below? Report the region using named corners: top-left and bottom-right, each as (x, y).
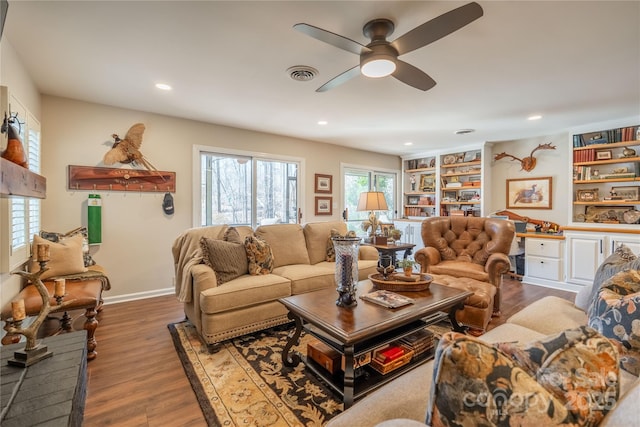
top-left (391, 2), bottom-right (483, 55)
top-left (294, 23), bottom-right (370, 55)
top-left (392, 60), bottom-right (436, 91)
top-left (316, 65), bottom-right (361, 92)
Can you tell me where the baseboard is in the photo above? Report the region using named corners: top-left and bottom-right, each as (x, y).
top-left (102, 287), bottom-right (175, 305)
top-left (521, 277), bottom-right (581, 293)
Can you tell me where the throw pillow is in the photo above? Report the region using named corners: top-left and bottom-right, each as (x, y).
top-left (245, 234), bottom-right (274, 275)
top-left (223, 226), bottom-right (242, 244)
top-left (588, 244), bottom-right (639, 309)
top-left (200, 237), bottom-right (248, 285)
top-left (428, 327), bottom-right (619, 427)
top-left (325, 229), bottom-right (356, 262)
top-left (40, 226), bottom-right (96, 267)
top-left (30, 234), bottom-right (88, 280)
top-left (588, 269), bottom-right (640, 375)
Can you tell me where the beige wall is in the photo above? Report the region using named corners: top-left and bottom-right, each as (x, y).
top-left (489, 133), bottom-right (570, 226)
top-left (40, 96), bottom-right (399, 303)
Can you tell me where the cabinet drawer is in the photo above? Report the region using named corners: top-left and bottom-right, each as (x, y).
top-left (526, 256), bottom-right (562, 281)
top-left (525, 239), bottom-right (562, 258)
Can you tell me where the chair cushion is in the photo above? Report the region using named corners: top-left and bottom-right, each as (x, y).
top-left (428, 326), bottom-right (619, 427)
top-left (30, 234), bottom-right (88, 280)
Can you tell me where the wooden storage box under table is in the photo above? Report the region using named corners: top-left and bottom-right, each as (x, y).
top-left (370, 343), bottom-right (414, 375)
top-left (307, 339), bottom-right (341, 375)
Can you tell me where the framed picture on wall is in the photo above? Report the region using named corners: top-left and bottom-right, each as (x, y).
top-left (506, 176), bottom-right (553, 209)
top-left (315, 174), bottom-right (332, 193)
top-left (315, 196), bottom-right (332, 215)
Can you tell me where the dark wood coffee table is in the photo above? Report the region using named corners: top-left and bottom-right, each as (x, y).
top-left (279, 280), bottom-right (472, 408)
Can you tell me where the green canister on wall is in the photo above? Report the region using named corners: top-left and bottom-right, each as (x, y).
top-left (88, 194), bottom-right (102, 244)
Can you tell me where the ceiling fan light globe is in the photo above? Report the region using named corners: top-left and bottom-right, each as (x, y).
top-left (361, 57), bottom-right (396, 78)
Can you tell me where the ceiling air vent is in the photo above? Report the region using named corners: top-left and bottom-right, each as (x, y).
top-left (287, 66), bottom-right (318, 82)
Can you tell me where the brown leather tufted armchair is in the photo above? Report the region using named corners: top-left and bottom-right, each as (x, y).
top-left (414, 216), bottom-right (515, 315)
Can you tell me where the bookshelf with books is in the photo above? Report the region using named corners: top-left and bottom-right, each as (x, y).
top-left (403, 156), bottom-right (437, 219)
top-left (439, 149), bottom-right (482, 217)
top-left (571, 124), bottom-right (640, 226)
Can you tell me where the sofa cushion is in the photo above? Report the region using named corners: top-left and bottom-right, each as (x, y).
top-left (30, 234), bottom-right (88, 280)
top-left (256, 224), bottom-right (310, 268)
top-left (428, 327), bottom-right (619, 427)
top-left (245, 234), bottom-right (274, 275)
top-left (199, 274), bottom-right (291, 314)
top-left (588, 269), bottom-right (640, 376)
top-left (200, 237), bottom-right (248, 285)
top-left (223, 226), bottom-right (243, 244)
top-left (303, 220), bottom-right (348, 264)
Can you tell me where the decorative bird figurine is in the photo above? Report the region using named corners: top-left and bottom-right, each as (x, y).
top-left (103, 123), bottom-right (158, 171)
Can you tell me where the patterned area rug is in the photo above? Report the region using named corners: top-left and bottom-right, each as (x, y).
top-left (168, 321), bottom-right (343, 426)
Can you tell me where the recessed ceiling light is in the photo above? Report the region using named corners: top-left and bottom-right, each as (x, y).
top-left (155, 83), bottom-right (172, 91)
top-left (454, 129), bottom-right (475, 135)
top-left (317, 120), bottom-right (328, 125)
top-left (404, 142), bottom-right (413, 146)
top-left (527, 115), bottom-right (542, 121)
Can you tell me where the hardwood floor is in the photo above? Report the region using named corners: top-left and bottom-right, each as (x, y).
top-left (82, 277), bottom-right (574, 426)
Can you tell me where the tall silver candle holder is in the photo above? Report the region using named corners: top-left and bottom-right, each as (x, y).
top-left (332, 236), bottom-right (360, 307)
top-left (3, 258), bottom-right (75, 367)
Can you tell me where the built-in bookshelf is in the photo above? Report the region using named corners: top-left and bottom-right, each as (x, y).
top-left (572, 125), bottom-right (640, 225)
top-left (403, 156), bottom-right (437, 219)
top-left (439, 150), bottom-right (482, 217)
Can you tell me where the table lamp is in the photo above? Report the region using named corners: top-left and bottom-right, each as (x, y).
top-left (357, 191), bottom-right (388, 243)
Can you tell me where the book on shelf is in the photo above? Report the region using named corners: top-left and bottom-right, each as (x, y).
top-left (574, 126), bottom-right (639, 147)
top-left (374, 345), bottom-right (405, 363)
top-left (360, 290), bottom-right (414, 309)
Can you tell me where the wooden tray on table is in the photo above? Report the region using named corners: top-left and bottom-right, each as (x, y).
top-left (368, 273), bottom-right (433, 291)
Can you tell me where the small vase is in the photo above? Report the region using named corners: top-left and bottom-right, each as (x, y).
top-left (1, 124), bottom-right (28, 168)
top-left (332, 236), bottom-right (360, 307)
top-left (404, 267), bottom-right (413, 277)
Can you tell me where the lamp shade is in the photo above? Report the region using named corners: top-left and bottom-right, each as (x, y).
top-left (357, 191), bottom-right (388, 212)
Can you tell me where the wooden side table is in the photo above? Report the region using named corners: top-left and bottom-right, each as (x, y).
top-left (364, 242), bottom-right (416, 266)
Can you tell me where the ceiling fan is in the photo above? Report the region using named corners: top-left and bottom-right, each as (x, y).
top-left (294, 2), bottom-right (483, 92)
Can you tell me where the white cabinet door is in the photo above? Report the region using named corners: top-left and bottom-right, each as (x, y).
top-left (565, 233), bottom-right (604, 286)
top-left (607, 234), bottom-right (640, 256)
top-left (393, 220), bottom-right (424, 252)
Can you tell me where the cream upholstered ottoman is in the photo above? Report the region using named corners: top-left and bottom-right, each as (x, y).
top-left (430, 274), bottom-right (496, 331)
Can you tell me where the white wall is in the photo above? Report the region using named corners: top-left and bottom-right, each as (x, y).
top-left (489, 132), bottom-right (570, 226)
top-left (40, 96), bottom-right (399, 303)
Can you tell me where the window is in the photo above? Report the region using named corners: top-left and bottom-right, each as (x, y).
top-left (1, 91), bottom-right (41, 272)
top-left (342, 165), bottom-right (397, 234)
top-left (197, 147), bottom-right (301, 228)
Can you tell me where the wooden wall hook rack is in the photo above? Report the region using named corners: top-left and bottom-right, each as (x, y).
top-left (68, 165), bottom-right (176, 193)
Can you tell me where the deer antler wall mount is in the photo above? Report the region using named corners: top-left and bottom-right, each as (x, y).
top-left (494, 143), bottom-right (556, 172)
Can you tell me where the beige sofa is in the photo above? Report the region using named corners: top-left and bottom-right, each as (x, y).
top-left (173, 221), bottom-right (379, 352)
top-left (326, 295), bottom-right (639, 427)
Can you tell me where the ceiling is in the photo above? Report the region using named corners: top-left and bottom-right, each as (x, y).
top-left (3, 1), bottom-right (639, 156)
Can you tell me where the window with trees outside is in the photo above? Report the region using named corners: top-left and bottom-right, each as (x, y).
top-left (198, 148), bottom-right (300, 228)
top-left (343, 166), bottom-right (396, 235)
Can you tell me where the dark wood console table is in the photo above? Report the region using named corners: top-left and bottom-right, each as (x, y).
top-left (1, 331), bottom-right (87, 426)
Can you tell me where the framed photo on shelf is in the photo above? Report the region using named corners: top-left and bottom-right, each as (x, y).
top-left (506, 176), bottom-right (553, 209)
top-left (407, 195), bottom-right (420, 205)
top-left (315, 196), bottom-right (332, 215)
top-left (420, 175), bottom-right (435, 192)
top-left (443, 191), bottom-right (457, 202)
top-left (314, 174), bottom-right (332, 193)
top-left (577, 188), bottom-right (599, 202)
top-left (460, 190), bottom-right (478, 201)
top-left (611, 186), bottom-right (640, 201)
top-left (596, 150), bottom-right (612, 160)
